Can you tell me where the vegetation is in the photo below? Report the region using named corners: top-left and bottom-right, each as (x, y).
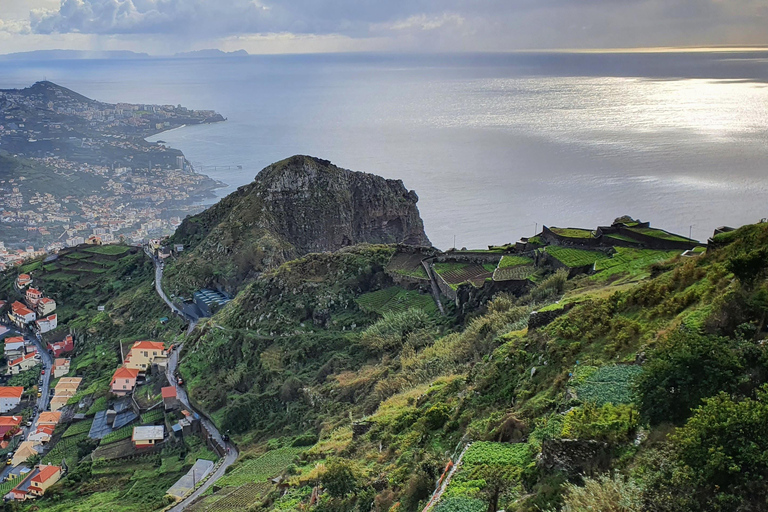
top-left (543, 246), bottom-right (610, 268)
top-left (549, 228), bottom-right (595, 239)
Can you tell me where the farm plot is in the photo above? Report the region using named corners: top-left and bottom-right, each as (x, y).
top-left (499, 255), bottom-right (533, 268)
top-left (63, 419), bottom-right (94, 438)
top-left (356, 287), bottom-right (437, 315)
top-left (593, 248), bottom-right (679, 282)
top-left (544, 246), bottom-right (610, 268)
top-left (207, 482), bottom-right (272, 511)
top-left (101, 425), bottom-right (135, 445)
top-left (550, 227), bottom-right (595, 239)
top-left (493, 265), bottom-right (536, 282)
top-left (434, 263), bottom-right (493, 287)
top-left (387, 252), bottom-right (429, 280)
top-left (42, 432), bottom-right (88, 467)
top-left (627, 227), bottom-right (692, 242)
top-left (84, 244), bottom-right (133, 256)
top-left (575, 365), bottom-right (643, 406)
top-left (215, 447), bottom-right (304, 487)
top-left (436, 497), bottom-right (486, 512)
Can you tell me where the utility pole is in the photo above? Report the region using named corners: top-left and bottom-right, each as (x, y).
top-left (453, 235), bottom-right (456, 250)
top-left (535, 223), bottom-right (538, 234)
top-left (689, 225), bottom-right (693, 240)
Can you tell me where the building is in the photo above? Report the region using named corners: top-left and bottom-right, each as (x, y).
top-left (132, 425), bottom-right (164, 448)
top-left (0, 387), bottom-right (24, 413)
top-left (10, 441), bottom-right (42, 467)
top-left (111, 366), bottom-right (140, 396)
top-left (27, 425), bottom-right (55, 444)
top-left (36, 314), bottom-right (57, 334)
top-left (0, 415), bottom-right (22, 438)
top-left (10, 464), bottom-right (62, 500)
top-left (7, 352), bottom-right (40, 375)
top-left (124, 341), bottom-right (167, 371)
top-left (36, 297), bottom-right (56, 317)
top-left (25, 288), bottom-right (42, 308)
top-left (15, 274), bottom-right (32, 289)
top-left (10, 301), bottom-right (36, 328)
top-left (37, 412), bottom-right (61, 428)
top-left (4, 336), bottom-right (26, 359)
top-left (48, 334), bottom-right (74, 357)
top-left (161, 386), bottom-right (179, 410)
top-left (50, 377), bottom-right (82, 412)
top-left (52, 358), bottom-right (70, 378)
top-left (193, 289), bottom-right (232, 317)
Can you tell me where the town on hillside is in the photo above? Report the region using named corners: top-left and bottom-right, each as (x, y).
top-left (0, 260), bottom-right (223, 503)
top-left (0, 81), bottom-right (226, 266)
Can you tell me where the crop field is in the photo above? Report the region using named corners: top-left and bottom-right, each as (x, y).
top-left (627, 227), bottom-right (692, 242)
top-left (140, 409), bottom-right (164, 424)
top-left (544, 246), bottom-right (610, 268)
top-left (356, 287), bottom-right (437, 315)
top-left (386, 252), bottom-right (429, 280)
top-left (92, 438), bottom-right (137, 460)
top-left (462, 441), bottom-right (533, 467)
top-left (63, 419), bottom-right (94, 438)
top-left (42, 432), bottom-right (88, 467)
top-left (207, 482), bottom-right (272, 511)
top-left (84, 245), bottom-right (133, 256)
top-left (550, 227), bottom-right (595, 239)
top-left (215, 447), bottom-right (304, 487)
top-left (434, 264), bottom-right (493, 286)
top-left (593, 248), bottom-right (679, 282)
top-left (101, 425), bottom-right (135, 445)
top-left (493, 265), bottom-right (536, 282)
top-left (499, 255), bottom-right (533, 268)
top-left (575, 365), bottom-right (643, 406)
top-left (605, 233), bottom-right (642, 244)
top-left (435, 497), bottom-right (487, 512)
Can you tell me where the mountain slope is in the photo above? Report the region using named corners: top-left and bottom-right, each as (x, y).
top-left (166, 155), bottom-right (430, 292)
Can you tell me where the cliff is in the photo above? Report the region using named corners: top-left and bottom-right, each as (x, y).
top-left (167, 155), bottom-right (430, 291)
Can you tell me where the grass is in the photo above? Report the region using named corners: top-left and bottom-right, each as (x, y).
top-left (550, 227), bottom-right (595, 239)
top-left (84, 245), bottom-right (132, 256)
top-left (544, 246), bottom-right (610, 268)
top-left (499, 255), bottom-right (534, 268)
top-left (575, 365), bottom-right (644, 406)
top-left (63, 419), bottom-right (94, 438)
top-left (215, 447), bottom-right (304, 487)
top-left (433, 262), bottom-right (469, 275)
top-left (592, 248), bottom-right (680, 283)
top-left (392, 266), bottom-right (429, 279)
top-left (627, 227), bottom-right (693, 243)
top-left (356, 287), bottom-right (437, 315)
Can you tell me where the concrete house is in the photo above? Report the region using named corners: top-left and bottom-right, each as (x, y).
top-left (111, 366), bottom-right (140, 396)
top-left (10, 302), bottom-right (36, 328)
top-left (37, 411), bottom-right (62, 428)
top-left (4, 337), bottom-right (26, 359)
top-left (0, 415), bottom-right (22, 438)
top-left (132, 425), bottom-right (164, 448)
top-left (161, 386), bottom-right (179, 410)
top-left (52, 358), bottom-right (70, 378)
top-left (11, 441), bottom-right (42, 467)
top-left (36, 297), bottom-right (56, 317)
top-left (48, 334), bottom-right (74, 357)
top-left (15, 274), bottom-right (32, 289)
top-left (11, 464), bottom-right (62, 500)
top-left (35, 314), bottom-right (57, 333)
top-left (25, 288), bottom-right (42, 308)
top-left (0, 387), bottom-right (24, 413)
top-left (7, 352), bottom-right (40, 375)
top-left (124, 341), bottom-right (167, 371)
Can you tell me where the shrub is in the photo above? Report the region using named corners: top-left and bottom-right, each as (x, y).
top-left (359, 308), bottom-right (432, 352)
top-left (321, 458), bottom-right (359, 499)
top-left (556, 474), bottom-right (643, 512)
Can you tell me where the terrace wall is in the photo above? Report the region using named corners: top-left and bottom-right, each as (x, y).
top-left (612, 227), bottom-right (697, 250)
top-left (434, 252), bottom-right (503, 265)
top-left (541, 226), bottom-right (603, 249)
top-left (537, 251), bottom-right (595, 278)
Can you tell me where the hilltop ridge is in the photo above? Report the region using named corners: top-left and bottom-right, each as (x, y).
top-left (166, 155), bottom-right (430, 292)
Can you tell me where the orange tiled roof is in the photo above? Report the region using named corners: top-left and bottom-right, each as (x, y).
top-left (4, 336), bottom-right (24, 345)
top-left (0, 387), bottom-right (24, 399)
top-left (31, 465), bottom-right (60, 484)
top-left (161, 386), bottom-right (177, 398)
top-left (112, 366), bottom-right (140, 381)
top-left (0, 416), bottom-right (22, 427)
top-left (131, 340), bottom-right (165, 351)
top-left (37, 412), bottom-right (61, 425)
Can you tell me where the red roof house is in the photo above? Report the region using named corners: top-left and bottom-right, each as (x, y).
top-left (48, 334), bottom-right (74, 357)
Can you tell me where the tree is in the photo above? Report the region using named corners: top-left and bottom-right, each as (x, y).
top-left (321, 458), bottom-right (359, 499)
top-left (471, 464), bottom-right (518, 512)
top-left (635, 330), bottom-right (743, 425)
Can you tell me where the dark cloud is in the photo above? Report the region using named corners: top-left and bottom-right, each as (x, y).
top-left (26, 0), bottom-right (768, 49)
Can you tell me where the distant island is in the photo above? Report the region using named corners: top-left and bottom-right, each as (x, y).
top-left (0, 49), bottom-right (249, 60)
top-left (0, 81), bottom-right (225, 266)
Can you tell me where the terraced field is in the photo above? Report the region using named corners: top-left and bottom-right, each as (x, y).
top-left (593, 248), bottom-right (680, 282)
top-left (206, 482), bottom-right (272, 511)
top-left (493, 264), bottom-right (536, 282)
top-left (627, 227), bottom-right (692, 242)
top-left (499, 255), bottom-right (533, 268)
top-left (215, 447), bottom-right (304, 487)
top-left (543, 246), bottom-right (610, 268)
top-left (386, 252), bottom-right (429, 280)
top-left (356, 286), bottom-right (437, 315)
top-left (549, 227), bottom-right (595, 239)
top-left (574, 365), bottom-right (643, 406)
top-left (434, 263), bottom-right (493, 287)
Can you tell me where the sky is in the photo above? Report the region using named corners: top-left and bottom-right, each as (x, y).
top-left (0, 0), bottom-right (767, 55)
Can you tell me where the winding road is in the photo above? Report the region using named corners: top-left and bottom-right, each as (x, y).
top-left (147, 247), bottom-right (237, 510)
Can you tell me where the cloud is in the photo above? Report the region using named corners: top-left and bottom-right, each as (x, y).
top-left (21, 0), bottom-right (768, 50)
top-left (0, 17), bottom-right (31, 34)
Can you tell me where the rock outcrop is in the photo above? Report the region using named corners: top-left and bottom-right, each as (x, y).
top-left (167, 155), bottom-right (430, 291)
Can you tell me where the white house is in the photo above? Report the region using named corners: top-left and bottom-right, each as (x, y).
top-left (36, 314), bottom-right (57, 334)
top-left (7, 353), bottom-right (40, 375)
top-left (0, 387), bottom-right (24, 413)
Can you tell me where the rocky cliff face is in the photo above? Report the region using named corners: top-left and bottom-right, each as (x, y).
top-left (167, 155), bottom-right (430, 291)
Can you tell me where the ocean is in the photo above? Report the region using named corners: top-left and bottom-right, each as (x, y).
top-left (2, 52), bottom-right (768, 249)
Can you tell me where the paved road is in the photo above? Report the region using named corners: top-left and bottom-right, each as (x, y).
top-left (165, 345), bottom-right (238, 511)
top-left (145, 246), bottom-right (237, 510)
